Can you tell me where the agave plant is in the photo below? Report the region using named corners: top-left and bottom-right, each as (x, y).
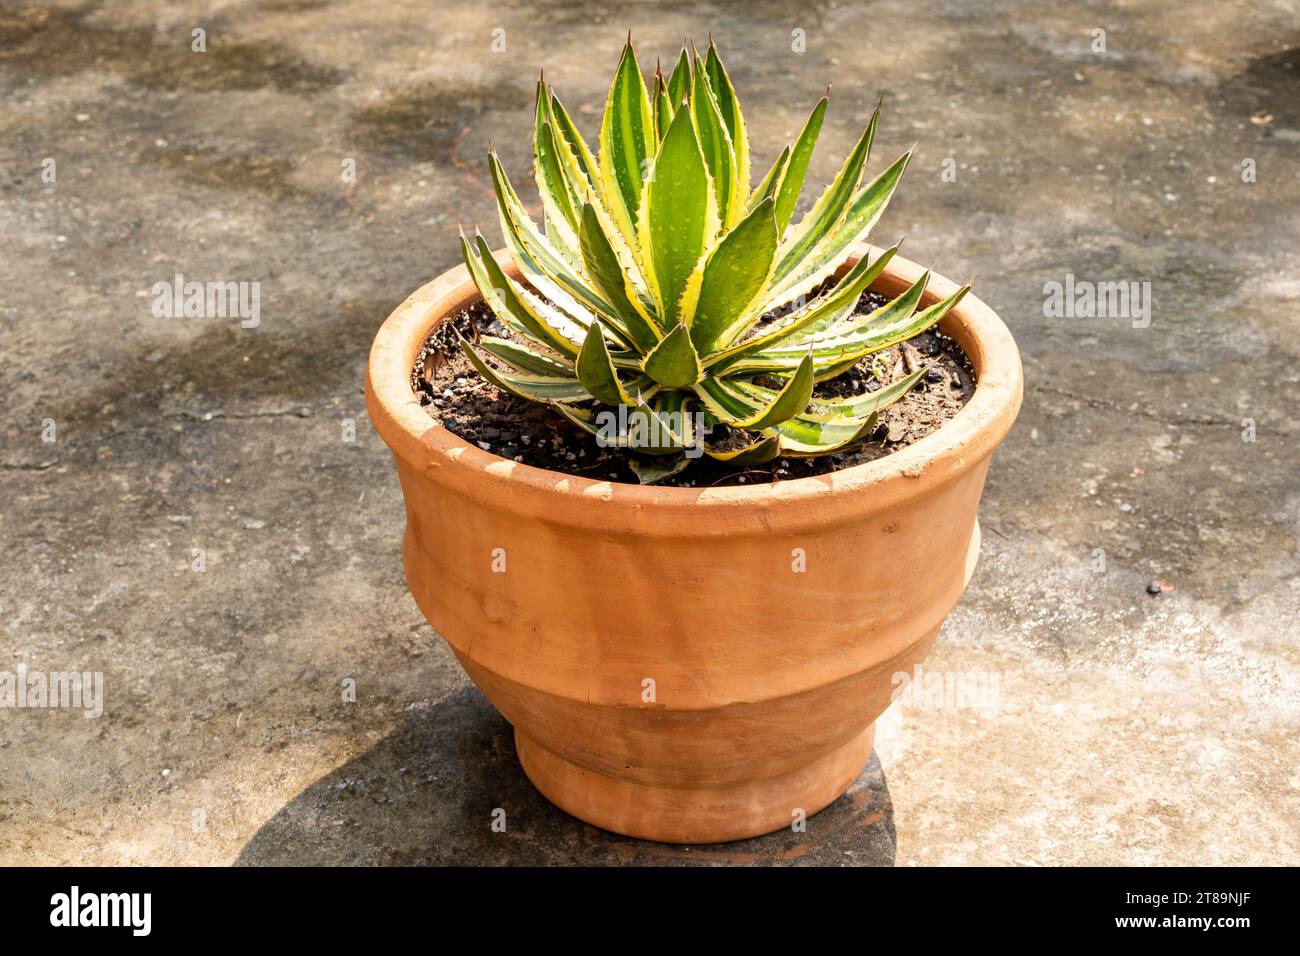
top-left (458, 38), bottom-right (970, 482)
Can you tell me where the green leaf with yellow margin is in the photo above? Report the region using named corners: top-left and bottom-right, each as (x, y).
top-left (643, 323), bottom-right (703, 388)
top-left (689, 197), bottom-right (779, 354)
top-left (642, 105), bottom-right (717, 326)
top-left (576, 323), bottom-right (635, 406)
top-left (599, 41), bottom-right (655, 252)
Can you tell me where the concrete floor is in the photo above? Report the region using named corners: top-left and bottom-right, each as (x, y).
top-left (1, 0), bottom-right (1296, 865)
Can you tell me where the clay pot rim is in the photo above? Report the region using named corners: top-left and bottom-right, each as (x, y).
top-left (365, 243), bottom-right (1023, 528)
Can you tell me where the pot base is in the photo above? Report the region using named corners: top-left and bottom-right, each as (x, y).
top-left (514, 723), bottom-right (876, 845)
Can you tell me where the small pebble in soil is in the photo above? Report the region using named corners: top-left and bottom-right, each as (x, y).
top-left (1146, 581), bottom-right (1163, 596)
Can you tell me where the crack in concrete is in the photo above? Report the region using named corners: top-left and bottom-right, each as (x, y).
top-left (0, 411), bottom-right (322, 468)
top-left (1029, 383), bottom-right (1237, 428)
top-left (170, 408), bottom-right (314, 422)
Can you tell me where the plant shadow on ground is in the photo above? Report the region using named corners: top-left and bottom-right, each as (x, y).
top-left (236, 686), bottom-right (897, 866)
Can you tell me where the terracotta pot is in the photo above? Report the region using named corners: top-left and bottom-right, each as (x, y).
top-left (366, 244), bottom-right (1022, 844)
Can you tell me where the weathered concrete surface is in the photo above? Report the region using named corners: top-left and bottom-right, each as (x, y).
top-left (1, 0), bottom-right (1296, 865)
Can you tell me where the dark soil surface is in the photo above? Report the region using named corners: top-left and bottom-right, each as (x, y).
top-left (411, 290), bottom-right (975, 487)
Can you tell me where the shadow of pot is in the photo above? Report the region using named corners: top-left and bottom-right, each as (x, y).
top-left (235, 686), bottom-right (898, 865)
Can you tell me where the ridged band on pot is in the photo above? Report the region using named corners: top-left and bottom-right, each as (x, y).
top-left (366, 244), bottom-right (1023, 843)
